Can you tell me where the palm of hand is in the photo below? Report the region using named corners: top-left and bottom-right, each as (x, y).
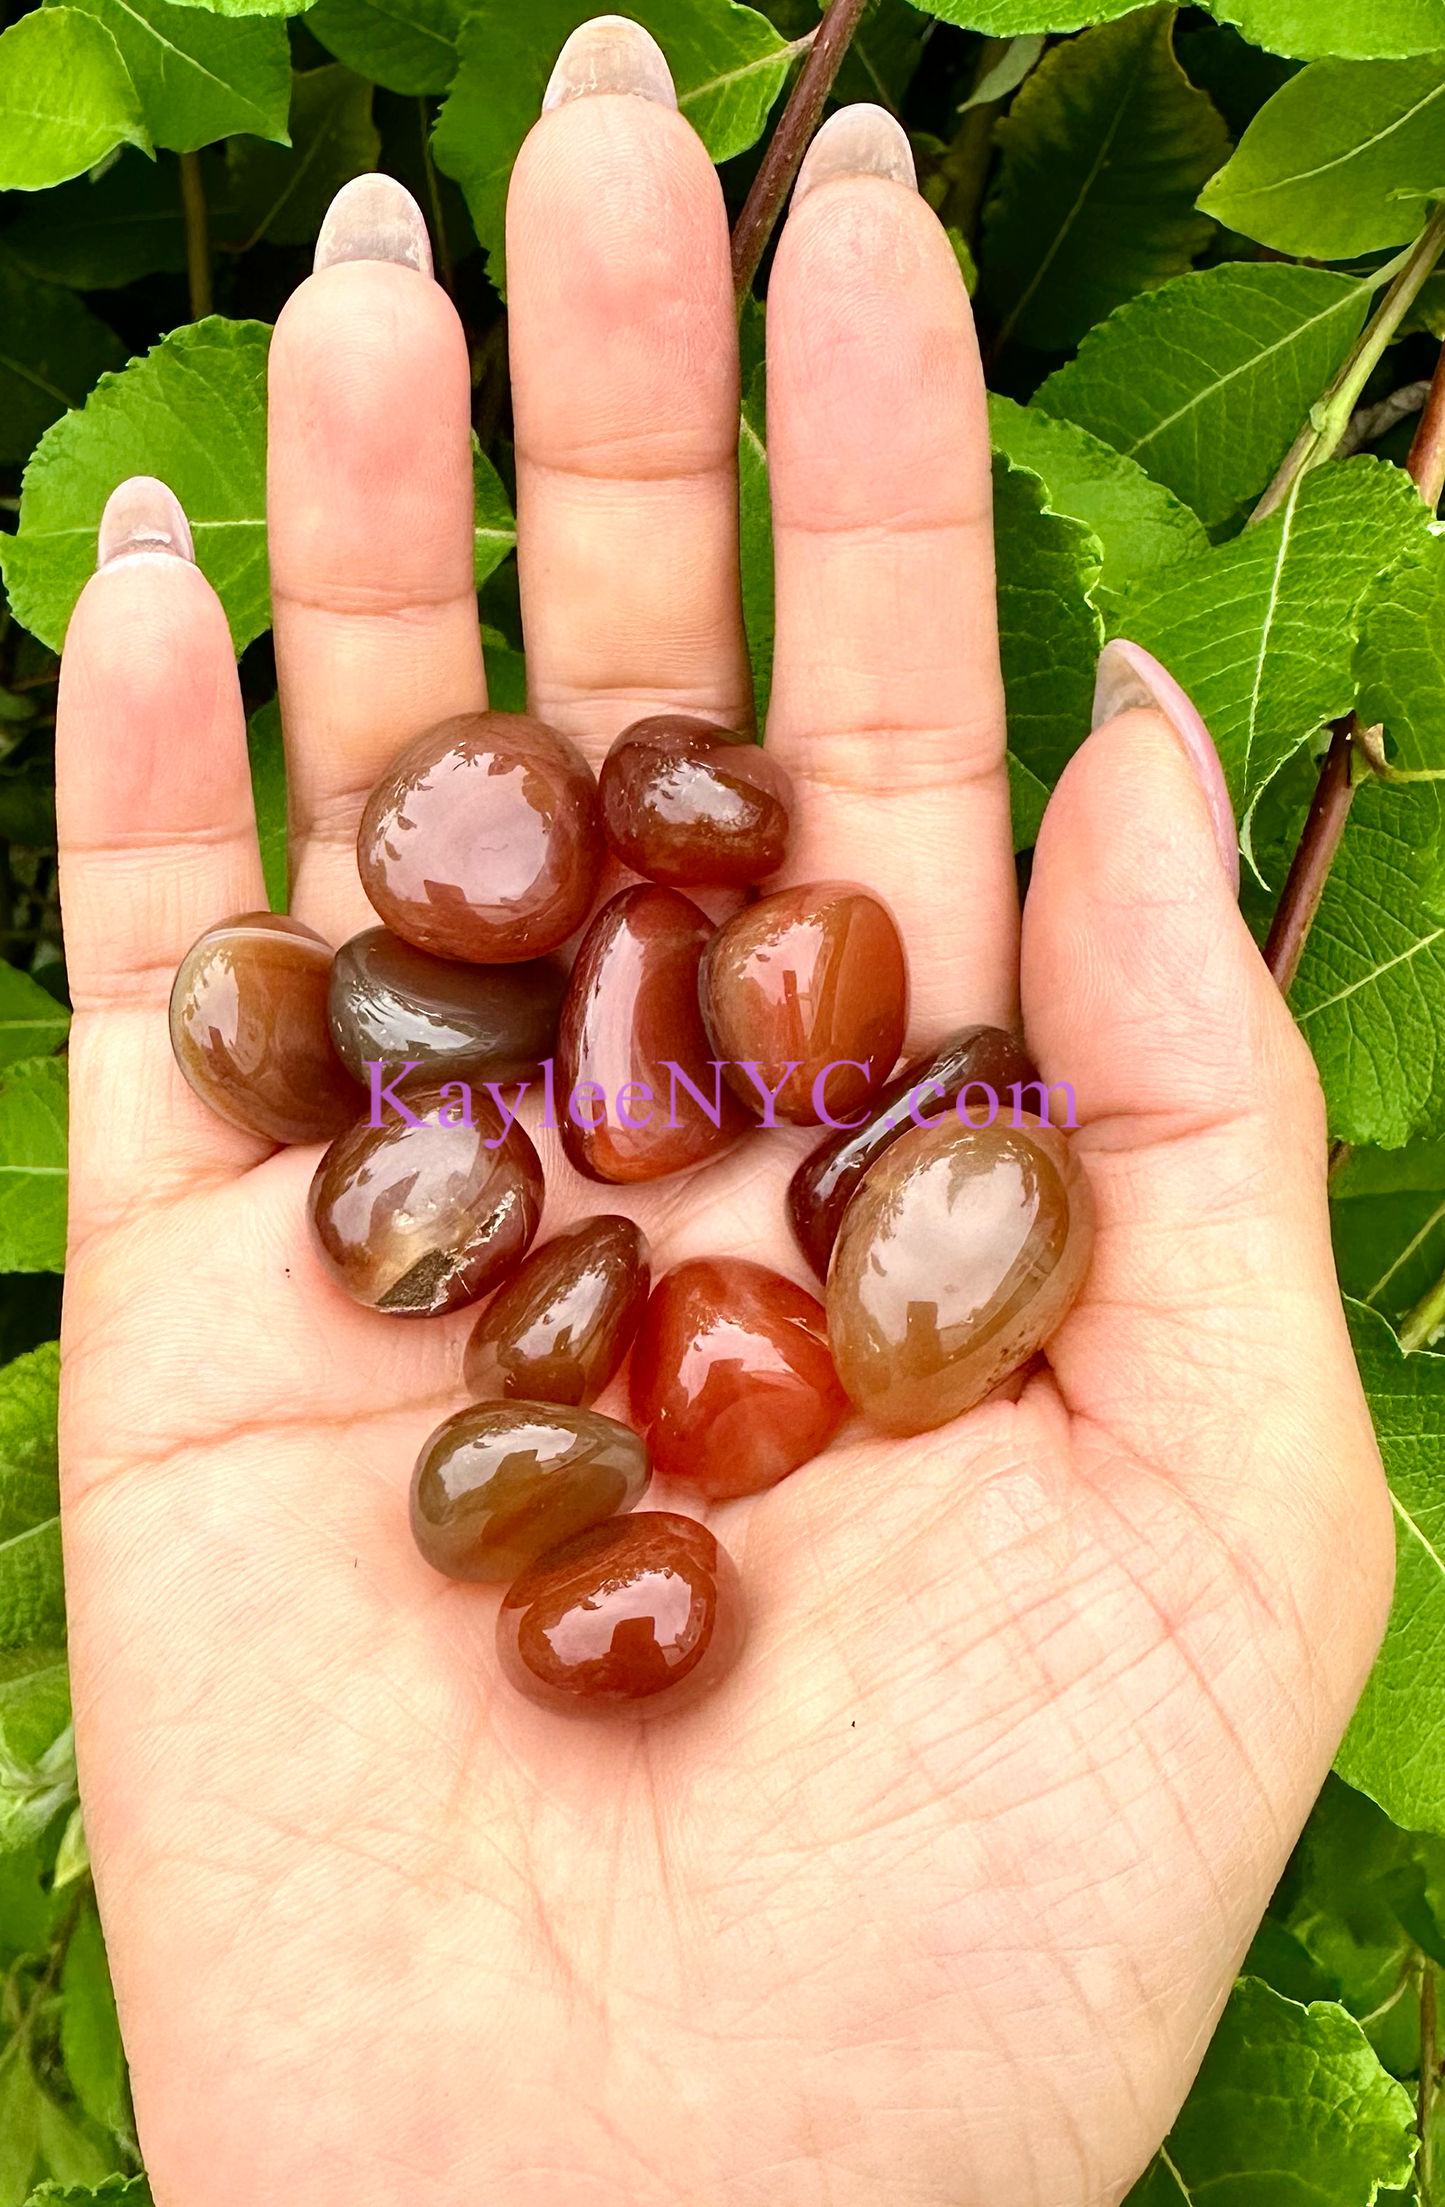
top-left (55, 85), bottom-right (1391, 2207)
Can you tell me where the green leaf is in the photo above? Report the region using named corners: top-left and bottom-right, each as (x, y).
top-left (1293, 784), bottom-right (1445, 1149)
top-left (0, 974), bottom-right (69, 1081)
top-left (1337, 1303), bottom-right (1445, 1834)
top-left (0, 1343), bottom-right (62, 1549)
top-left (0, 1648), bottom-right (71, 1849)
top-left (60, 1903), bottom-right (128, 2142)
top-left (978, 6), bottom-right (1230, 356)
top-left (0, 9), bottom-right (149, 193)
top-left (1034, 264), bottom-right (1370, 527)
top-left (481, 629), bottom-right (527, 714)
top-left (987, 391), bottom-right (1207, 600)
top-left (32, 2103), bottom-right (116, 2194)
top-left (1126, 1976), bottom-right (1417, 2206)
top-left (53, 0), bottom-right (289, 152)
top-left (0, 1841), bottom-right (57, 1965)
top-left (1197, 55), bottom-right (1445, 260)
top-left (1357, 531), bottom-right (1445, 773)
top-left (0, 1649), bottom-right (70, 1777)
top-left (1, 318), bottom-right (270, 657)
top-left (433, 0), bottom-right (796, 287)
top-left (1007, 750), bottom-right (1049, 850)
top-left (1114, 456), bottom-right (1431, 825)
top-left (143, 0), bottom-right (307, 21)
top-left (51, 1807), bottom-right (88, 1892)
top-left (1333, 1141), bottom-right (1445, 1329)
top-left (0, 1524), bottom-right (65, 1655)
top-left (0, 2052), bottom-right (41, 2207)
top-left (304, 0), bottom-right (465, 95)
top-left (1212, 0), bottom-right (1445, 62)
top-left (472, 439), bottom-right (516, 589)
top-left (246, 698), bottom-right (287, 915)
top-left (739, 362), bottom-right (773, 730)
top-left (0, 1062), bottom-right (67, 1278)
top-left (960, 31), bottom-right (1044, 108)
top-left (219, 63), bottom-right (375, 248)
top-left (0, 251), bottom-right (125, 471)
top-left (1, 149), bottom-right (185, 290)
top-left (23, 2184), bottom-right (152, 2205)
top-left (901, 0), bottom-right (1144, 31)
top-left (992, 450), bottom-right (1103, 789)
top-left (1175, 21), bottom-right (1298, 138)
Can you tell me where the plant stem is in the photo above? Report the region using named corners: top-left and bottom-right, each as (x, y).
top-left (1251, 203), bottom-right (1445, 527)
top-left (179, 150), bottom-right (213, 322)
top-left (1421, 1959), bottom-right (1443, 2202)
top-left (930, 37), bottom-right (1013, 245)
top-left (1400, 1266), bottom-right (1445, 1354)
top-left (1407, 336), bottom-right (1445, 510)
top-left (730, 3), bottom-right (865, 300)
top-left (418, 100), bottom-right (454, 299)
top-left (1263, 718), bottom-right (1357, 992)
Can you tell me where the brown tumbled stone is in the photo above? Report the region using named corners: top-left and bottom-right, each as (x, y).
top-left (410, 1401), bottom-right (649, 1583)
top-left (598, 714), bottom-right (793, 887)
top-left (464, 1216), bottom-right (651, 1407)
top-left (327, 927), bottom-right (567, 1090)
top-left (169, 912), bottom-right (361, 1145)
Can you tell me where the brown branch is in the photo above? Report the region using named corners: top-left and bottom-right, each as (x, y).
top-left (1407, 337), bottom-right (1445, 511)
top-left (730, 0), bottom-right (869, 300)
top-left (179, 151), bottom-right (213, 322)
top-left (1264, 719), bottom-right (1357, 993)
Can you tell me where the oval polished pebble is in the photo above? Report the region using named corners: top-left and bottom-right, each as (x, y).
top-left (358, 711), bottom-right (604, 962)
top-left (410, 1400), bottom-right (649, 1582)
top-left (558, 885), bottom-right (751, 1183)
top-left (699, 881), bottom-right (908, 1127)
top-left (788, 1025), bottom-right (1041, 1278)
top-left (464, 1216), bottom-right (651, 1407)
top-left (630, 1256), bottom-right (847, 1498)
top-left (328, 926), bottom-right (567, 1088)
top-left (598, 714), bottom-right (794, 887)
top-left (497, 1511), bottom-right (746, 1719)
top-left (170, 912), bottom-right (362, 1145)
top-left (307, 1086), bottom-right (543, 1316)
top-left (827, 1116), bottom-right (1094, 1436)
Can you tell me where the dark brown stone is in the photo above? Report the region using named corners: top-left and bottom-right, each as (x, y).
top-left (464, 1216), bottom-right (651, 1407)
top-left (327, 926), bottom-right (566, 1088)
top-left (598, 714), bottom-right (793, 887)
top-left (410, 1401), bottom-right (649, 1582)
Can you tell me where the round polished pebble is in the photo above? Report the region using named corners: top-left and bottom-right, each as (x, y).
top-left (497, 1511), bottom-right (746, 1719)
top-left (788, 1025), bottom-right (1040, 1278)
top-left (358, 711), bottom-right (603, 962)
top-left (598, 714), bottom-right (794, 887)
top-left (827, 1115), bottom-right (1094, 1435)
top-left (170, 912), bottom-right (362, 1145)
top-left (464, 1216), bottom-right (651, 1407)
top-left (699, 881), bottom-right (908, 1127)
top-left (308, 1086), bottom-right (543, 1316)
top-left (630, 1256), bottom-right (847, 1498)
top-left (328, 926), bottom-right (567, 1088)
top-left (410, 1401), bottom-right (650, 1582)
top-left (558, 885), bottom-right (751, 1183)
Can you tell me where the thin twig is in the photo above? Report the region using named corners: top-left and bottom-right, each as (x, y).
top-left (179, 151), bottom-right (213, 322)
top-left (730, 3), bottom-right (865, 300)
top-left (1263, 719), bottom-right (1356, 993)
top-left (926, 36), bottom-right (1013, 246)
top-left (1407, 337), bottom-right (1445, 510)
top-left (1420, 1960), bottom-right (1441, 2203)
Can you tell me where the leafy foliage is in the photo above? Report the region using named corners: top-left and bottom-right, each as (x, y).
top-left (1213, 0), bottom-right (1445, 61)
top-left (0, 10), bottom-right (149, 192)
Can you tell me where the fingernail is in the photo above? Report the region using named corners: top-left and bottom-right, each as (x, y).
top-left (543, 16), bottom-right (677, 110)
top-left (792, 104), bottom-right (917, 207)
top-left (96, 476), bottom-right (194, 569)
top-left (314, 174), bottom-right (433, 277)
top-left (1093, 639), bottom-right (1239, 893)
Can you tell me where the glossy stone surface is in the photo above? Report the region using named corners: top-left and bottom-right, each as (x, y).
top-left (630, 1257), bottom-right (846, 1497)
top-left (170, 912), bottom-right (361, 1145)
top-left (411, 1401), bottom-right (649, 1583)
top-left (827, 1116), bottom-right (1094, 1435)
top-left (558, 885), bottom-right (751, 1183)
top-left (598, 714), bottom-right (794, 887)
top-left (308, 1087), bottom-right (543, 1315)
top-left (358, 711), bottom-right (603, 962)
top-left (497, 1511), bottom-right (746, 1719)
top-left (464, 1216), bottom-right (651, 1407)
top-left (788, 1026), bottom-right (1040, 1278)
top-left (328, 927), bottom-right (567, 1088)
top-left (699, 882), bottom-right (908, 1127)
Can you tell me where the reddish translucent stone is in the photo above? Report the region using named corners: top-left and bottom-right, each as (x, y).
top-left (788, 1025), bottom-right (1040, 1277)
top-left (169, 912), bottom-right (361, 1145)
top-left (307, 1086), bottom-right (543, 1316)
top-left (410, 1401), bottom-right (650, 1582)
top-left (630, 1256), bottom-right (847, 1497)
top-left (328, 927), bottom-right (567, 1088)
top-left (699, 881), bottom-right (908, 1127)
top-left (463, 1216), bottom-right (651, 1407)
top-left (557, 885), bottom-right (751, 1183)
top-left (497, 1511), bottom-right (746, 1719)
top-left (826, 1116), bottom-right (1094, 1435)
top-left (598, 714), bottom-right (794, 887)
top-left (357, 711), bottom-right (603, 962)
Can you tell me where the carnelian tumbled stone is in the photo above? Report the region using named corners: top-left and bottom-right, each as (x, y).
top-left (558, 885), bottom-right (751, 1183)
top-left (497, 1511), bottom-right (746, 1719)
top-left (827, 1116), bottom-right (1094, 1435)
top-left (410, 1401), bottom-right (649, 1582)
top-left (463, 1216), bottom-right (651, 1407)
top-left (308, 1087), bottom-right (543, 1315)
top-left (170, 912), bottom-right (362, 1145)
top-left (328, 927), bottom-right (567, 1088)
top-left (358, 711), bottom-right (603, 962)
top-left (598, 714), bottom-right (794, 887)
top-left (630, 1256), bottom-right (847, 1497)
top-left (788, 1025), bottom-right (1040, 1278)
top-left (699, 881), bottom-right (908, 1126)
